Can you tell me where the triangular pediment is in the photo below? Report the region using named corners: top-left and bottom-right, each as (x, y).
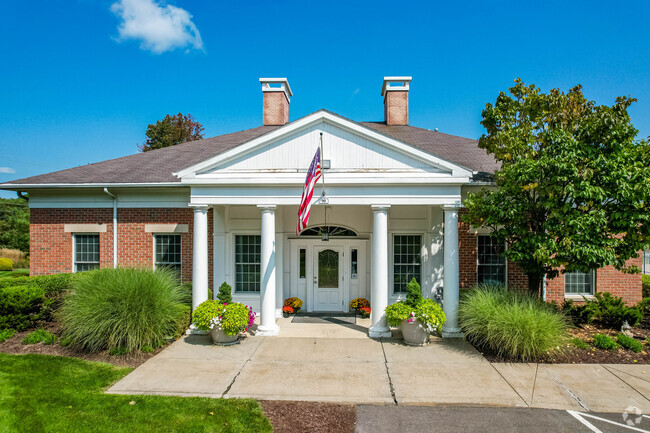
top-left (175, 111), bottom-right (472, 181)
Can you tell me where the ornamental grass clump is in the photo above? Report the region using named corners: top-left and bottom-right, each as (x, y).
top-left (459, 285), bottom-right (569, 361)
top-left (58, 268), bottom-right (185, 353)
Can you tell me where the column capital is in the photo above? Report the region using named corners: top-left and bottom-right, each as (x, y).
top-left (442, 204), bottom-right (462, 212)
top-left (190, 204), bottom-right (209, 212)
top-left (257, 204), bottom-right (277, 212)
top-left (371, 204), bottom-right (391, 212)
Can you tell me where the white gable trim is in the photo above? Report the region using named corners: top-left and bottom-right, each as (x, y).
top-left (174, 111), bottom-right (473, 179)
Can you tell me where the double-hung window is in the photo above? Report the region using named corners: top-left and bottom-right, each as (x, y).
top-left (565, 271), bottom-right (595, 296)
top-left (154, 234), bottom-right (182, 276)
top-left (235, 235), bottom-right (261, 292)
top-left (74, 234), bottom-right (100, 272)
top-left (477, 235), bottom-right (506, 285)
top-left (393, 235), bottom-right (421, 293)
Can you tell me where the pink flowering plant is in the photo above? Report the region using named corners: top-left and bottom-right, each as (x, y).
top-left (385, 278), bottom-right (446, 333)
top-left (193, 300), bottom-right (256, 337)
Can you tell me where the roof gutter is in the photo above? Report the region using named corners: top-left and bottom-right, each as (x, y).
top-left (0, 182), bottom-right (183, 190)
top-left (103, 188), bottom-right (117, 269)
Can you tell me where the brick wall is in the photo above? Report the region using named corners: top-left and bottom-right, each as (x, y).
top-left (458, 208), bottom-right (476, 288)
top-left (456, 208), bottom-right (641, 304)
top-left (31, 208), bottom-right (114, 275)
top-left (30, 208), bottom-right (213, 285)
top-left (545, 255), bottom-right (643, 306)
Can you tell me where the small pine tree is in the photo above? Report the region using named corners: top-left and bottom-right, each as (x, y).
top-left (405, 278), bottom-right (423, 307)
top-left (216, 282), bottom-right (232, 304)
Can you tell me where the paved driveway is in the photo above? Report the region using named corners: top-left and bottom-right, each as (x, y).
top-left (106, 333), bottom-right (650, 413)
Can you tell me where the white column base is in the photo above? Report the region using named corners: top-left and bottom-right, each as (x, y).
top-left (255, 324), bottom-right (280, 336)
top-left (368, 326), bottom-right (392, 338)
top-left (441, 328), bottom-right (464, 338)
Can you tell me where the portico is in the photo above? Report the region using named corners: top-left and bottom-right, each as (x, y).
top-left (177, 108), bottom-right (470, 338)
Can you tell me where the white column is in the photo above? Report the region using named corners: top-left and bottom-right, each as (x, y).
top-left (191, 205), bottom-right (209, 312)
top-left (369, 204), bottom-right (392, 338)
top-left (213, 206), bottom-right (226, 297)
top-left (274, 207), bottom-right (284, 318)
top-left (256, 205), bottom-right (280, 336)
top-left (442, 205), bottom-right (463, 338)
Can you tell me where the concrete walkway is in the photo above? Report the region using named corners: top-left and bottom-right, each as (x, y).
top-left (107, 319), bottom-right (650, 413)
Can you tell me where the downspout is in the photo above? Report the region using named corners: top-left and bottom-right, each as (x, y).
top-left (103, 188), bottom-right (117, 268)
top-left (542, 274), bottom-right (547, 302)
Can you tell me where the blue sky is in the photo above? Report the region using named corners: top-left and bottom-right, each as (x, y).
top-left (1, 0), bottom-right (649, 198)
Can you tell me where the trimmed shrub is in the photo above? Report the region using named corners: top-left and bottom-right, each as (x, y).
top-left (0, 285), bottom-right (45, 330)
top-left (593, 333), bottom-right (619, 350)
top-left (0, 328), bottom-right (16, 343)
top-left (22, 328), bottom-right (56, 345)
top-left (0, 258), bottom-right (14, 271)
top-left (216, 282), bottom-right (233, 304)
top-left (58, 268), bottom-right (185, 353)
top-left (594, 292), bottom-right (643, 328)
top-left (571, 338), bottom-right (590, 350)
top-left (459, 285), bottom-right (569, 361)
top-left (0, 273), bottom-right (77, 323)
top-left (643, 275), bottom-right (650, 299)
top-left (562, 299), bottom-right (598, 325)
top-left (0, 249), bottom-right (28, 269)
top-left (617, 333), bottom-right (644, 353)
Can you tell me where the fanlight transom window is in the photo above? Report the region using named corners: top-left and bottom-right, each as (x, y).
top-left (299, 226), bottom-right (357, 237)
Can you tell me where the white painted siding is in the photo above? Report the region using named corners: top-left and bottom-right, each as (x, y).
top-left (204, 121), bottom-right (446, 174)
top-left (28, 188), bottom-right (190, 208)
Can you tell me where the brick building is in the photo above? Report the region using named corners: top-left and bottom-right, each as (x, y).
top-left (1, 77), bottom-right (642, 338)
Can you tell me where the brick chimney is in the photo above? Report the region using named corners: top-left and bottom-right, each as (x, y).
top-left (260, 78), bottom-right (292, 126)
top-left (381, 76), bottom-right (411, 125)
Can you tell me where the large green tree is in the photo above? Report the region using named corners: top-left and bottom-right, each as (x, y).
top-left (0, 197), bottom-right (29, 253)
top-left (138, 113), bottom-right (204, 152)
top-left (463, 79), bottom-right (650, 296)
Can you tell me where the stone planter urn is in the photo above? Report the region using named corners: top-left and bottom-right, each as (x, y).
top-left (400, 319), bottom-right (430, 346)
top-left (209, 327), bottom-right (239, 345)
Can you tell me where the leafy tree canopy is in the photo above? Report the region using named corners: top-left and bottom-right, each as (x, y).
top-left (138, 113), bottom-right (204, 152)
top-left (0, 196), bottom-right (29, 253)
top-left (463, 79), bottom-right (650, 296)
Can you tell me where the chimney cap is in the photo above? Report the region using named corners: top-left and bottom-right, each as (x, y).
top-left (381, 76), bottom-right (412, 96)
top-left (259, 77), bottom-right (293, 99)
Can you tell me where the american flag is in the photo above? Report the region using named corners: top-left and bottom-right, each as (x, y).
top-left (297, 147), bottom-right (322, 234)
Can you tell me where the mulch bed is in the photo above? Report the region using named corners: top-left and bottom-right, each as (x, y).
top-left (0, 322), bottom-right (164, 368)
top-left (474, 319), bottom-right (650, 364)
top-left (260, 400), bottom-right (355, 433)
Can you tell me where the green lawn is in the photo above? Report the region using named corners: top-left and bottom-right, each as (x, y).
top-left (0, 354), bottom-right (273, 432)
top-left (0, 269), bottom-right (30, 279)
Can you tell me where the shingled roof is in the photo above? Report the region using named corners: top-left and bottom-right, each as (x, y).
top-left (1, 110), bottom-right (498, 187)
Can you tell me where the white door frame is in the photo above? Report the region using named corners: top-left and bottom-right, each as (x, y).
top-left (289, 238), bottom-right (368, 312)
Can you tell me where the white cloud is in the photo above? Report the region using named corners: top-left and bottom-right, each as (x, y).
top-left (0, 167), bottom-right (15, 174)
top-left (111, 0), bottom-right (203, 54)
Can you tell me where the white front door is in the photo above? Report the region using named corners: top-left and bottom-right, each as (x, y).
top-left (313, 247), bottom-right (344, 311)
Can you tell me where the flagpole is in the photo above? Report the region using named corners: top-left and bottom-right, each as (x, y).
top-left (319, 132), bottom-right (325, 201)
